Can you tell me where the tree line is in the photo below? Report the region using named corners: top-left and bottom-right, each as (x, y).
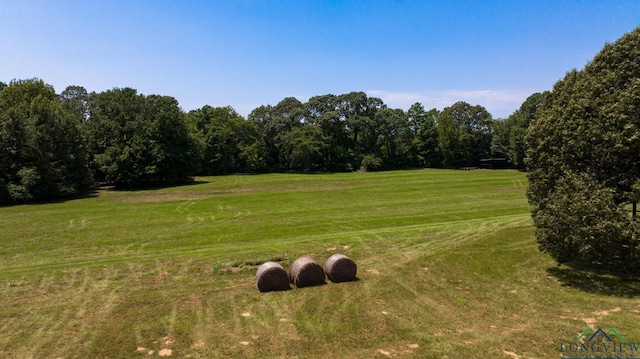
top-left (0, 78), bottom-right (542, 204)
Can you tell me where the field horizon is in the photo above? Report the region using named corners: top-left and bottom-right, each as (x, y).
top-left (1, 169), bottom-right (639, 358)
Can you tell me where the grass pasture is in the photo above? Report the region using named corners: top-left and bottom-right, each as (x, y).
top-left (1, 169), bottom-right (639, 358)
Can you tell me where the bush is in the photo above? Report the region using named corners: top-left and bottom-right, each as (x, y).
top-left (532, 172), bottom-right (640, 272)
top-left (360, 155), bottom-right (382, 172)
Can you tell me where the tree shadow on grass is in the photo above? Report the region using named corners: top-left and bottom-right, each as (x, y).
top-left (6, 189), bottom-right (100, 208)
top-left (546, 264), bottom-right (640, 297)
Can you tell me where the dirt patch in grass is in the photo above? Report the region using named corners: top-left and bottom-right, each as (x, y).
top-left (594, 307), bottom-right (621, 316)
top-left (158, 348), bottom-right (172, 356)
top-left (581, 306), bottom-right (623, 327)
top-left (503, 350), bottom-right (522, 359)
top-left (116, 189), bottom-right (253, 203)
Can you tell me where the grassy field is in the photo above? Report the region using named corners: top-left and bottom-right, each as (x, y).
top-left (1, 169), bottom-right (639, 358)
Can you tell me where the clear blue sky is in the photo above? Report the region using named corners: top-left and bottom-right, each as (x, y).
top-left (1, 1), bottom-right (639, 118)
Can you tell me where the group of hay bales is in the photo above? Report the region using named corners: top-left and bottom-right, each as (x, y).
top-left (256, 254), bottom-right (357, 293)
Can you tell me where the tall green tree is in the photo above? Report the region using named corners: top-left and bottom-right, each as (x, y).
top-left (408, 103), bottom-right (440, 167)
top-left (438, 101), bottom-right (493, 168)
top-left (501, 92), bottom-right (547, 168)
top-left (86, 88), bottom-right (197, 187)
top-left (85, 87), bottom-right (146, 185)
top-left (304, 94), bottom-right (355, 171)
top-left (489, 118), bottom-right (509, 159)
top-left (305, 94), bottom-right (339, 119)
top-left (0, 79), bottom-right (91, 204)
top-left (281, 125), bottom-right (325, 172)
top-left (526, 26), bottom-right (640, 273)
top-left (59, 85), bottom-right (90, 122)
top-left (374, 107), bottom-right (410, 168)
top-left (249, 97), bottom-right (304, 171)
top-left (337, 92), bottom-right (384, 168)
top-left (145, 95), bottom-right (200, 183)
top-left (187, 106), bottom-right (265, 175)
top-left (308, 109), bottom-right (352, 171)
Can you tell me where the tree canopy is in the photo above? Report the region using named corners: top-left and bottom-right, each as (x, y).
top-left (437, 101), bottom-right (493, 168)
top-left (0, 79), bottom-right (92, 204)
top-left (526, 26), bottom-right (640, 274)
top-left (84, 88), bottom-right (199, 188)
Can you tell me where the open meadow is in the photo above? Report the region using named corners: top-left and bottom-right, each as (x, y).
top-left (1, 169), bottom-right (639, 358)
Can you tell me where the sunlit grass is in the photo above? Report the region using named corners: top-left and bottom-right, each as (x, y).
top-left (1, 169), bottom-right (639, 358)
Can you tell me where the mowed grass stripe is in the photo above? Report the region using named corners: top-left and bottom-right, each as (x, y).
top-left (11, 170), bottom-right (637, 358)
top-left (0, 169), bottom-right (529, 276)
top-left (0, 212), bottom-right (531, 276)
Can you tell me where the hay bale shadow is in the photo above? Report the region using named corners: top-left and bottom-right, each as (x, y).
top-left (289, 257), bottom-right (326, 288)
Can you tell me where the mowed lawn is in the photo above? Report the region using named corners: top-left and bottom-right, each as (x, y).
top-left (1, 169), bottom-right (639, 358)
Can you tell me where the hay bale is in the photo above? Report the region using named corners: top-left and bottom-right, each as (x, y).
top-left (324, 254), bottom-right (357, 283)
top-left (289, 257), bottom-right (326, 288)
top-left (256, 261), bottom-right (290, 292)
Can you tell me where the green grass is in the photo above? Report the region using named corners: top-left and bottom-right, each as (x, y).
top-left (1, 169), bottom-right (639, 358)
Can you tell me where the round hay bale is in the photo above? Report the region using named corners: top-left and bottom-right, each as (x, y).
top-left (289, 257), bottom-right (326, 288)
top-left (256, 261), bottom-right (290, 292)
top-left (324, 254), bottom-right (357, 283)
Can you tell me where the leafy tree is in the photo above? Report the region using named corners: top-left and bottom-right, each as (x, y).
top-left (501, 92), bottom-right (547, 168)
top-left (249, 97), bottom-right (304, 170)
top-left (188, 105), bottom-right (236, 175)
top-left (337, 92), bottom-right (384, 168)
top-left (86, 88), bottom-right (197, 187)
top-left (436, 109), bottom-right (462, 168)
top-left (308, 110), bottom-right (352, 171)
top-left (85, 87), bottom-right (146, 184)
top-left (305, 94), bottom-right (339, 119)
top-left (304, 94), bottom-right (356, 171)
top-left (438, 101), bottom-right (493, 168)
top-left (374, 107), bottom-right (410, 168)
top-left (0, 79), bottom-right (91, 204)
top-left (489, 118), bottom-right (509, 159)
top-left (526, 26), bottom-right (640, 273)
top-left (360, 154), bottom-right (382, 172)
top-left (533, 171), bottom-right (637, 271)
top-left (59, 85), bottom-right (90, 122)
top-left (281, 125), bottom-right (325, 172)
top-left (234, 122), bottom-right (268, 174)
top-left (187, 106), bottom-right (265, 175)
top-left (145, 95), bottom-right (200, 183)
top-left (408, 103), bottom-right (440, 167)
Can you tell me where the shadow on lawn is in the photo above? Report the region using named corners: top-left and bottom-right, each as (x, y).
top-left (547, 265), bottom-right (640, 297)
top-left (10, 189), bottom-right (100, 207)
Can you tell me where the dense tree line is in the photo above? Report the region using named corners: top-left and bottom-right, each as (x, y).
top-left (0, 80), bottom-right (92, 203)
top-left (85, 88), bottom-right (199, 187)
top-left (0, 79), bottom-right (535, 204)
top-left (526, 26), bottom-right (640, 274)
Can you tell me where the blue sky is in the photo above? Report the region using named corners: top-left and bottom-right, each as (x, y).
top-left (1, 1), bottom-right (639, 118)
